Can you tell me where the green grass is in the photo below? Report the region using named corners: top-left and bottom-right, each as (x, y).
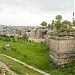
top-left (0, 55), bottom-right (43, 75)
top-left (0, 39), bottom-right (75, 75)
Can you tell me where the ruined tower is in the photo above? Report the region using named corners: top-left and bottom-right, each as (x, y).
top-left (45, 31), bottom-right (75, 67)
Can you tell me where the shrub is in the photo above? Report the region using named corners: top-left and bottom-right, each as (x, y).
top-left (28, 40), bottom-right (31, 42)
top-left (24, 55), bottom-right (27, 58)
top-left (20, 41), bottom-right (23, 43)
top-left (3, 47), bottom-right (6, 50)
top-left (12, 48), bottom-right (17, 51)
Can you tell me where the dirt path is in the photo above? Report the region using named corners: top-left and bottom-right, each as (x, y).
top-left (0, 61), bottom-right (17, 75)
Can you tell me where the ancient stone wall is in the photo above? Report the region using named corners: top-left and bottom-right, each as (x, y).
top-left (29, 26), bottom-right (47, 42)
top-left (44, 35), bottom-right (50, 48)
top-left (30, 26), bottom-right (47, 39)
top-left (50, 37), bottom-right (75, 67)
top-left (45, 33), bottom-right (75, 67)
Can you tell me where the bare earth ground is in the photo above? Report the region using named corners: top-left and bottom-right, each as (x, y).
top-left (0, 61), bottom-right (17, 75)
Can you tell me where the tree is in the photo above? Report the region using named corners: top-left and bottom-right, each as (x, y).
top-left (60, 24), bottom-right (67, 32)
top-left (48, 23), bottom-right (51, 28)
top-left (73, 20), bottom-right (75, 26)
top-left (50, 20), bottom-right (55, 30)
top-left (41, 21), bottom-right (47, 26)
top-left (55, 15), bottom-right (62, 23)
top-left (62, 20), bottom-right (71, 26)
top-left (55, 15), bottom-right (62, 30)
top-left (66, 26), bottom-right (74, 32)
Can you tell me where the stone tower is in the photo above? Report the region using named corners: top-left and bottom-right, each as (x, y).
top-left (45, 31), bottom-right (75, 67)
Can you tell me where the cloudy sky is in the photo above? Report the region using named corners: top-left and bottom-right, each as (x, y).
top-left (0, 0), bottom-right (74, 26)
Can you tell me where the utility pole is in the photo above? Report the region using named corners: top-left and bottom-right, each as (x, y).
top-left (73, 12), bottom-right (74, 25)
top-left (73, 12), bottom-right (74, 20)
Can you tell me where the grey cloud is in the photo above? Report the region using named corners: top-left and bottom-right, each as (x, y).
top-left (0, 0), bottom-right (26, 10)
top-left (0, 0), bottom-right (24, 6)
top-left (0, 8), bottom-right (4, 12)
top-left (0, 0), bottom-right (73, 26)
top-left (0, 0), bottom-right (74, 13)
top-left (24, 0), bottom-right (74, 12)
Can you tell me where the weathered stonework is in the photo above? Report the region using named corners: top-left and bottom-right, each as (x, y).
top-left (29, 26), bottom-right (47, 42)
top-left (45, 31), bottom-right (75, 67)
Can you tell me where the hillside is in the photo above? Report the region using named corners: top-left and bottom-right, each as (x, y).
top-left (0, 39), bottom-right (75, 75)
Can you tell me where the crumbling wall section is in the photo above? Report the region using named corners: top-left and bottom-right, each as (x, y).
top-left (45, 34), bottom-right (75, 67)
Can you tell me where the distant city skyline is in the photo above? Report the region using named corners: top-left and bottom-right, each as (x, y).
top-left (0, 0), bottom-right (74, 26)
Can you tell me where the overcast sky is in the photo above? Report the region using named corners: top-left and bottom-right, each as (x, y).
top-left (0, 0), bottom-right (74, 26)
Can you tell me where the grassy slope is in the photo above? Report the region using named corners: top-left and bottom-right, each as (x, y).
top-left (0, 56), bottom-right (43, 75)
top-left (0, 40), bottom-right (75, 75)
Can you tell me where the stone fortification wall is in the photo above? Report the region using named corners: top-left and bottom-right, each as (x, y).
top-left (30, 26), bottom-right (47, 39)
top-left (49, 37), bottom-right (75, 67)
top-left (45, 32), bottom-right (75, 67)
top-left (29, 26), bottom-right (47, 43)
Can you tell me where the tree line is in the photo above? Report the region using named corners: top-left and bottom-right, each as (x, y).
top-left (41, 15), bottom-right (75, 33)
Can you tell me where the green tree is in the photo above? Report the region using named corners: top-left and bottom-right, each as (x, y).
top-left (60, 24), bottom-right (67, 32)
top-left (55, 15), bottom-right (62, 23)
top-left (62, 20), bottom-right (71, 26)
top-left (41, 21), bottom-right (47, 26)
top-left (73, 20), bottom-right (75, 26)
top-left (48, 23), bottom-right (51, 28)
top-left (50, 20), bottom-right (55, 30)
top-left (55, 15), bottom-right (62, 30)
top-left (66, 26), bottom-right (74, 32)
